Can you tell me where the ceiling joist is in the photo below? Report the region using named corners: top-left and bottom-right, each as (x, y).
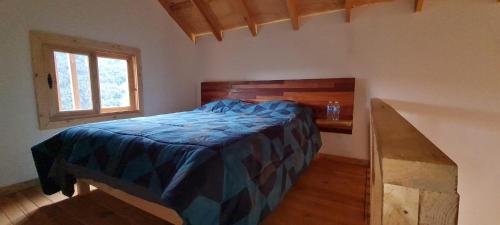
top-left (159, 0), bottom-right (433, 43)
top-left (345, 0), bottom-right (354, 23)
top-left (415, 0), bottom-right (424, 12)
top-left (159, 0), bottom-right (196, 43)
top-left (286, 0), bottom-right (300, 30)
top-left (346, 0), bottom-right (425, 22)
top-left (230, 0), bottom-right (258, 36)
top-left (191, 0), bottom-right (223, 41)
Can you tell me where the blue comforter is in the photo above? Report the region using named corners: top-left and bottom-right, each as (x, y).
top-left (32, 99), bottom-right (322, 225)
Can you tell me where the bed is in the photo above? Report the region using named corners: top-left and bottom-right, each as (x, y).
top-left (31, 78), bottom-right (355, 225)
top-left (32, 99), bottom-right (322, 225)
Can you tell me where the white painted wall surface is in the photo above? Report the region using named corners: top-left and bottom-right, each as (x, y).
top-left (193, 1), bottom-right (500, 224)
top-left (0, 0), bottom-right (499, 224)
top-left (0, 0), bottom-right (197, 186)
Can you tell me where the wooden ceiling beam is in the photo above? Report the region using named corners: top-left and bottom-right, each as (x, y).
top-left (161, 0), bottom-right (437, 42)
top-left (169, 0), bottom-right (191, 11)
top-left (415, 0), bottom-right (424, 12)
top-left (191, 0), bottom-right (223, 41)
top-left (230, 0), bottom-right (258, 36)
top-left (286, 0), bottom-right (300, 30)
top-left (345, 0), bottom-right (354, 23)
top-left (159, 0), bottom-right (196, 43)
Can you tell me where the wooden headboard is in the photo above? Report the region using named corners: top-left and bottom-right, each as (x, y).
top-left (201, 78), bottom-right (355, 134)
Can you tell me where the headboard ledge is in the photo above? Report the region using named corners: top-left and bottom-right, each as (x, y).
top-left (201, 78), bottom-right (355, 134)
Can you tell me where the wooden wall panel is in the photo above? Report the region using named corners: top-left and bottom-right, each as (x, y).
top-left (201, 78), bottom-right (355, 133)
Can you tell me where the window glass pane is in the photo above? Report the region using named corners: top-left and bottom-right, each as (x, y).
top-left (97, 57), bottom-right (130, 109)
top-left (54, 51), bottom-right (93, 112)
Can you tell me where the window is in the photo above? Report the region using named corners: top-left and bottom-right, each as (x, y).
top-left (30, 31), bottom-right (143, 129)
top-left (54, 51), bottom-right (93, 112)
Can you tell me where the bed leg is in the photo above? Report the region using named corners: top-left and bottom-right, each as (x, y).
top-left (77, 181), bottom-right (91, 195)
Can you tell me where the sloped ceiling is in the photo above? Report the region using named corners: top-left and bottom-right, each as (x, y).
top-left (159, 0), bottom-right (425, 43)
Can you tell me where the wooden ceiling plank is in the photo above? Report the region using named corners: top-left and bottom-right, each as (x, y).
top-left (169, 0), bottom-right (192, 11)
top-left (160, 0), bottom-right (435, 42)
top-left (415, 0), bottom-right (424, 12)
top-left (191, 0), bottom-right (223, 41)
top-left (286, 0), bottom-right (300, 30)
top-left (158, 0), bottom-right (196, 43)
top-left (230, 0), bottom-right (258, 36)
top-left (345, 0), bottom-right (354, 23)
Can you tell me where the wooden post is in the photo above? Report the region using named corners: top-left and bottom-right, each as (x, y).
top-left (77, 181), bottom-right (91, 195)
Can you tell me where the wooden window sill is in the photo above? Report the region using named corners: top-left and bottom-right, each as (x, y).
top-left (42, 111), bottom-right (143, 130)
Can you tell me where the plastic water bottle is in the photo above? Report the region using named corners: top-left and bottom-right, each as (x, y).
top-left (333, 101), bottom-right (341, 120)
top-left (327, 101), bottom-right (335, 120)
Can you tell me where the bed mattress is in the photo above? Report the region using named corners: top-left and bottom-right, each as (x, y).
top-left (32, 99), bottom-right (322, 225)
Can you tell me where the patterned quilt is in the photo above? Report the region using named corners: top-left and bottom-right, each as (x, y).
top-left (31, 99), bottom-right (322, 225)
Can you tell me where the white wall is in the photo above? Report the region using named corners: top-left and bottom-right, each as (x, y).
top-left (194, 0), bottom-right (500, 224)
top-left (1, 0), bottom-right (498, 224)
top-left (0, 0), bottom-right (197, 187)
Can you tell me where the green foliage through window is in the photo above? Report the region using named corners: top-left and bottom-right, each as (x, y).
top-left (97, 57), bottom-right (131, 108)
top-left (54, 52), bottom-right (93, 111)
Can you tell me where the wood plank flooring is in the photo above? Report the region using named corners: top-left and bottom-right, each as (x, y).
top-left (0, 155), bottom-right (369, 225)
top-left (261, 155), bottom-right (369, 225)
top-left (0, 187), bottom-right (172, 225)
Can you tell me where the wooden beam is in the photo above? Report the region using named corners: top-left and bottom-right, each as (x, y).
top-left (370, 99), bottom-right (459, 225)
top-left (191, 0), bottom-right (223, 41)
top-left (76, 181), bottom-right (91, 195)
top-left (69, 54), bottom-right (81, 109)
top-left (286, 0), bottom-right (300, 30)
top-left (383, 184), bottom-right (420, 225)
top-left (82, 179), bottom-right (184, 225)
top-left (230, 0), bottom-right (258, 36)
top-left (345, 0), bottom-right (353, 23)
top-left (158, 0), bottom-right (196, 43)
top-left (415, 0), bottom-right (424, 12)
top-left (169, 0), bottom-right (192, 11)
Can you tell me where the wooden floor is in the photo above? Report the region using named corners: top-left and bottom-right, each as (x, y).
top-left (0, 155), bottom-right (369, 225)
top-left (262, 155), bottom-right (369, 225)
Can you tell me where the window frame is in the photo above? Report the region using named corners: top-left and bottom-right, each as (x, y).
top-left (95, 52), bottom-right (139, 114)
top-left (30, 31), bottom-right (143, 129)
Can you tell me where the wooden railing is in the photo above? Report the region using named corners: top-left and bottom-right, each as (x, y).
top-left (370, 99), bottom-right (459, 225)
